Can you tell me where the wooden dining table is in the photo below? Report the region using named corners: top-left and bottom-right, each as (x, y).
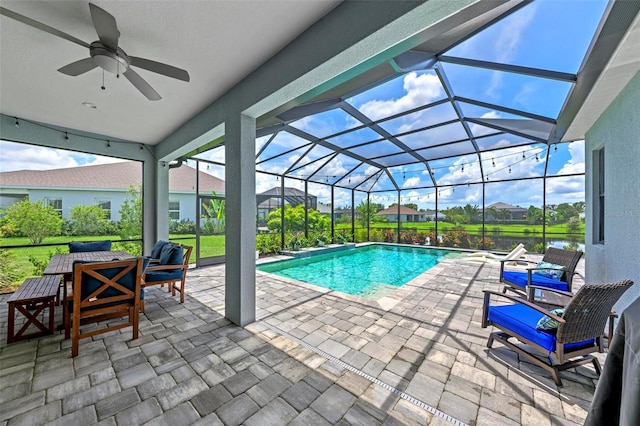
top-left (43, 250), bottom-right (133, 277)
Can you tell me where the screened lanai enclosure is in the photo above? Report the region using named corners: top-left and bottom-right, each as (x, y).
top-left (187, 0), bottom-right (602, 254)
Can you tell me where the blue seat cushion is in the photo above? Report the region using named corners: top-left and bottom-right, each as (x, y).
top-left (502, 271), bottom-right (569, 292)
top-left (150, 240), bottom-right (170, 259)
top-left (145, 270), bottom-right (183, 283)
top-left (488, 304), bottom-right (594, 355)
top-left (159, 244), bottom-right (183, 265)
top-left (69, 240), bottom-right (112, 253)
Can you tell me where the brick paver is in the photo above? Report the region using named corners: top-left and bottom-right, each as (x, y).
top-left (0, 251), bottom-right (596, 425)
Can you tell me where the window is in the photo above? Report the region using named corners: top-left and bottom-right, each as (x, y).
top-left (46, 197), bottom-right (62, 215)
top-left (169, 201), bottom-right (180, 221)
top-left (594, 148), bottom-right (605, 244)
top-left (95, 198), bottom-right (111, 220)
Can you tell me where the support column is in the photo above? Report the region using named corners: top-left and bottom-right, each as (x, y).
top-left (143, 161), bottom-right (169, 255)
top-left (225, 113), bottom-right (256, 326)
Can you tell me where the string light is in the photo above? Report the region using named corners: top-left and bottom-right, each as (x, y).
top-left (461, 164), bottom-right (464, 172)
top-left (535, 154), bottom-right (539, 162)
top-left (522, 151), bottom-right (526, 159)
top-left (554, 144), bottom-right (558, 152)
top-left (64, 132), bottom-right (69, 141)
top-left (14, 117), bottom-right (19, 128)
top-left (508, 166), bottom-right (512, 174)
top-left (492, 158), bottom-right (495, 167)
top-left (106, 140), bottom-right (111, 148)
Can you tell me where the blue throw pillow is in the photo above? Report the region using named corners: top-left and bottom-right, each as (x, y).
top-left (533, 261), bottom-right (565, 280)
top-left (536, 308), bottom-right (565, 332)
top-left (159, 244), bottom-right (183, 265)
top-left (69, 240), bottom-right (112, 253)
top-left (150, 240), bottom-right (170, 259)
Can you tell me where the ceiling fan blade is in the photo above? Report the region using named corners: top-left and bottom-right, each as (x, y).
top-left (123, 69), bottom-right (161, 101)
top-left (0, 6), bottom-right (90, 48)
top-left (130, 57), bottom-right (190, 82)
top-left (89, 3), bottom-right (119, 51)
top-left (58, 58), bottom-right (98, 76)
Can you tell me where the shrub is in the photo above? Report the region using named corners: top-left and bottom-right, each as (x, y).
top-left (399, 230), bottom-right (416, 244)
top-left (441, 230), bottom-right (472, 248)
top-left (382, 229), bottom-right (396, 243)
top-left (256, 233), bottom-right (281, 255)
top-left (5, 199), bottom-right (63, 244)
top-left (0, 249), bottom-right (24, 293)
top-left (474, 237), bottom-right (495, 250)
top-left (69, 205), bottom-right (109, 236)
top-left (170, 219), bottom-right (196, 234)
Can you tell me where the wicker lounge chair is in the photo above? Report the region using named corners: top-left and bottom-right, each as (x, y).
top-left (482, 279), bottom-right (633, 386)
top-left (500, 247), bottom-right (582, 298)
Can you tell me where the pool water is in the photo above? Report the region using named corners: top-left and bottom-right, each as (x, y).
top-left (257, 244), bottom-right (460, 298)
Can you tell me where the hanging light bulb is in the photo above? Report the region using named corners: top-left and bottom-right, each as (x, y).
top-left (508, 166), bottom-right (512, 174)
top-left (492, 158), bottom-right (495, 167)
top-left (522, 151), bottom-right (525, 159)
top-left (535, 154), bottom-right (539, 162)
top-left (14, 118), bottom-right (19, 128)
top-left (461, 164), bottom-right (464, 173)
top-left (554, 144), bottom-right (558, 152)
top-left (64, 132), bottom-right (69, 141)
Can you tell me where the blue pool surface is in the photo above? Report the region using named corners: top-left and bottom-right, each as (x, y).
top-left (257, 244), bottom-right (460, 298)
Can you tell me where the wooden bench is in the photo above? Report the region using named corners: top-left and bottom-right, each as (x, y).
top-left (7, 275), bottom-right (61, 343)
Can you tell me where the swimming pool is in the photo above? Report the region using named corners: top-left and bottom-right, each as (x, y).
top-left (257, 244), bottom-right (460, 298)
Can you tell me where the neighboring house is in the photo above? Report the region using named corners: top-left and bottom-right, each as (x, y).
top-left (484, 202), bottom-right (527, 221)
top-left (422, 209), bottom-right (446, 221)
top-left (376, 205), bottom-right (427, 222)
top-left (0, 162), bottom-right (225, 222)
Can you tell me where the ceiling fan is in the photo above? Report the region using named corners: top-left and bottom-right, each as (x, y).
top-left (0, 3), bottom-right (190, 100)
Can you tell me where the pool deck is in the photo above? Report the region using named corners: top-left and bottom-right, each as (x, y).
top-left (0, 251), bottom-right (598, 425)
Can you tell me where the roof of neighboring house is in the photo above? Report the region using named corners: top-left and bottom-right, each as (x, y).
top-left (486, 202), bottom-right (526, 211)
top-left (377, 205), bottom-right (423, 215)
top-left (0, 162), bottom-right (225, 193)
top-left (258, 187), bottom-right (315, 198)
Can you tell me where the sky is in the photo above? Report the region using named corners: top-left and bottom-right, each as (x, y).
top-left (1, 1), bottom-right (604, 211)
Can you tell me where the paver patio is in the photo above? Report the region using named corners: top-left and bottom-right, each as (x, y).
top-left (0, 250), bottom-right (598, 425)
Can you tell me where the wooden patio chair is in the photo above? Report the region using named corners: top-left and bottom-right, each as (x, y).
top-left (141, 243), bottom-right (192, 311)
top-left (482, 279), bottom-right (633, 386)
top-left (500, 247), bottom-right (583, 299)
top-left (64, 258), bottom-right (145, 357)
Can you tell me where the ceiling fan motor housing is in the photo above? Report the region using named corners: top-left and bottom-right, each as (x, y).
top-left (89, 41), bottom-right (130, 74)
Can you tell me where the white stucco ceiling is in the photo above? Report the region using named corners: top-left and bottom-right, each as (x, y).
top-left (0, 0), bottom-right (340, 145)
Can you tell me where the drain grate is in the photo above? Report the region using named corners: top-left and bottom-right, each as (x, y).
top-left (264, 323), bottom-right (468, 426)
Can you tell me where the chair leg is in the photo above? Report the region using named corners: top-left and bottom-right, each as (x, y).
top-left (487, 333), bottom-right (495, 348)
top-left (592, 357), bottom-right (602, 376)
top-left (140, 299), bottom-right (145, 313)
top-left (64, 306), bottom-right (70, 340)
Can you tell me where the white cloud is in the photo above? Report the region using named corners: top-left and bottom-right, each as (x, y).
top-left (359, 72), bottom-right (443, 121)
top-left (0, 141), bottom-right (124, 172)
top-left (402, 176), bottom-right (421, 188)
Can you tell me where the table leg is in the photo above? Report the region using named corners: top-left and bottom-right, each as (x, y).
top-left (7, 302), bottom-right (15, 344)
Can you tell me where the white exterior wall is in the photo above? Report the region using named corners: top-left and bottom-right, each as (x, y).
top-left (2, 188), bottom-right (201, 224)
top-left (585, 72), bottom-right (640, 314)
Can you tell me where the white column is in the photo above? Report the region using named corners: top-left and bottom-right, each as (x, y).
top-left (225, 113), bottom-right (256, 326)
top-left (143, 161), bottom-right (169, 255)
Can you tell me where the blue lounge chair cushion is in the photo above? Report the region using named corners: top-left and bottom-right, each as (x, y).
top-left (159, 244), bottom-right (183, 265)
top-left (533, 261), bottom-right (565, 280)
top-left (150, 240), bottom-right (170, 259)
top-left (145, 270), bottom-right (183, 282)
top-left (69, 240), bottom-right (112, 253)
top-left (502, 271), bottom-right (569, 292)
top-left (487, 304), bottom-right (594, 354)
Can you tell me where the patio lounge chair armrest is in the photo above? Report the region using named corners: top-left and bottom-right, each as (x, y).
top-left (144, 264), bottom-right (187, 272)
top-left (482, 290), bottom-right (565, 328)
top-left (526, 285), bottom-right (573, 304)
top-left (527, 286), bottom-right (573, 298)
top-left (482, 290), bottom-right (559, 327)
